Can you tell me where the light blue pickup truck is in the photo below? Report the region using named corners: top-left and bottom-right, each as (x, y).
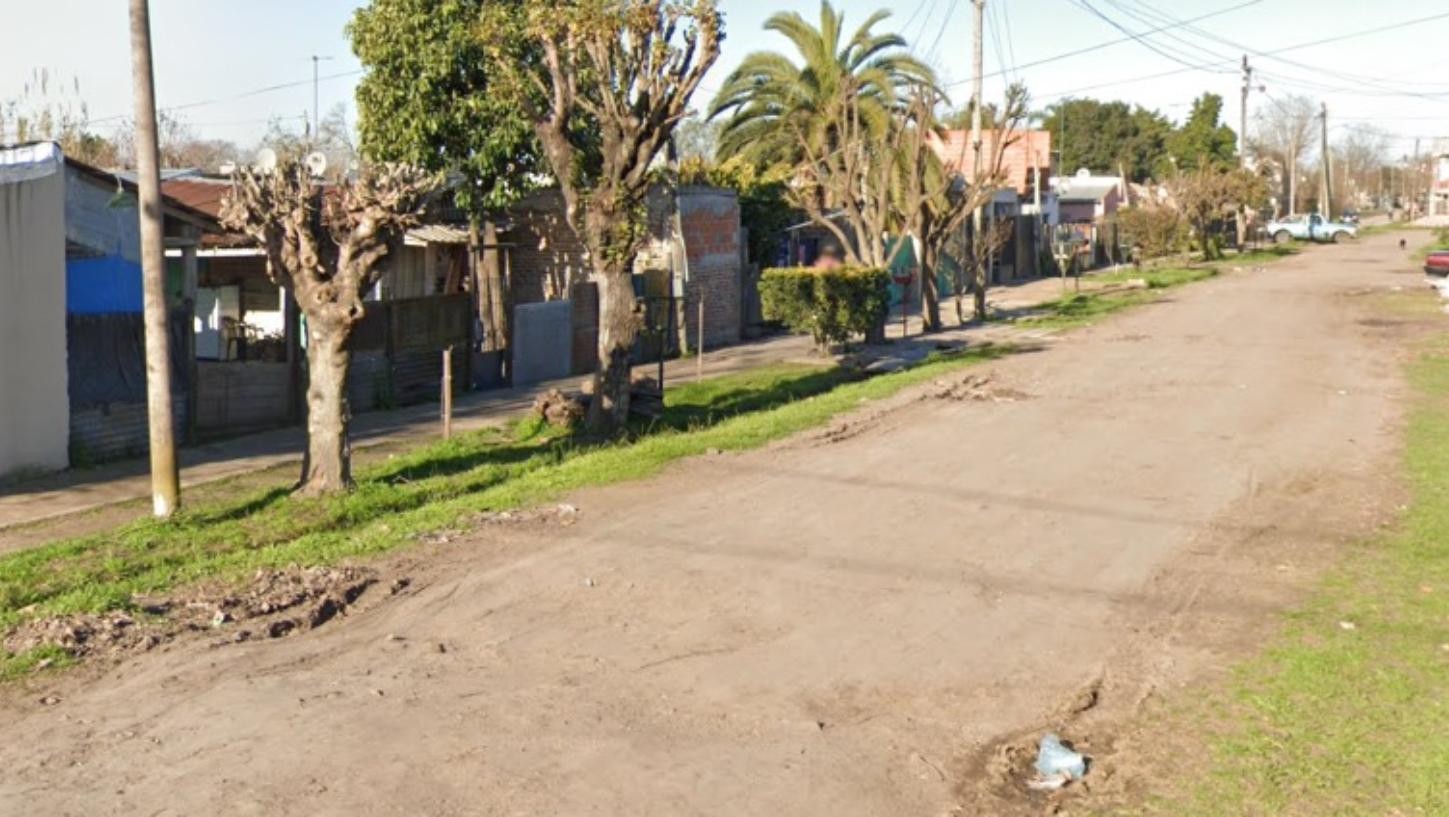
top-left (1264, 213), bottom-right (1358, 244)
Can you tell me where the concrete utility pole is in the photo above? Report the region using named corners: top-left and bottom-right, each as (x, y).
top-left (970, 0), bottom-right (986, 321)
top-left (1236, 55), bottom-right (1251, 245)
top-left (1238, 56), bottom-right (1252, 167)
top-left (1320, 102), bottom-right (1333, 219)
top-left (128, 0), bottom-right (180, 517)
top-left (311, 55), bottom-right (333, 138)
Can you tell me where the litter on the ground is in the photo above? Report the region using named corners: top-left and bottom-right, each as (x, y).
top-left (1030, 733), bottom-right (1087, 790)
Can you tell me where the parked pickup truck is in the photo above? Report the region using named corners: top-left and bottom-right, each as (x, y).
top-left (1265, 213), bottom-right (1358, 244)
top-left (1425, 250), bottom-right (1449, 277)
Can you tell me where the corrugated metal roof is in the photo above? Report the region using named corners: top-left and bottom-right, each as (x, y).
top-left (1055, 179), bottom-right (1120, 203)
top-left (405, 224), bottom-right (470, 245)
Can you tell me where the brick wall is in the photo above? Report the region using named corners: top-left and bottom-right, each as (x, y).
top-left (505, 190), bottom-right (590, 305)
top-left (676, 187), bottom-right (742, 350)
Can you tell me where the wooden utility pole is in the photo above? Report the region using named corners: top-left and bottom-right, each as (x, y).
top-left (970, 0), bottom-right (987, 321)
top-left (128, 0), bottom-right (180, 518)
top-left (1320, 102), bottom-right (1334, 219)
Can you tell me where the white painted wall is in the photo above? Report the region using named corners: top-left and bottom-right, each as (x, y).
top-left (0, 144), bottom-right (70, 477)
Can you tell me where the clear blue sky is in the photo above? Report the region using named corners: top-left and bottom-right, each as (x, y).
top-left (3, 1), bottom-right (1447, 158)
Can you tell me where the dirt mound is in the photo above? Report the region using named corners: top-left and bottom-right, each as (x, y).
top-left (929, 373), bottom-right (1032, 402)
top-left (6, 566), bottom-right (381, 664)
top-left (4, 611), bottom-right (158, 659)
top-left (533, 388), bottom-right (586, 428)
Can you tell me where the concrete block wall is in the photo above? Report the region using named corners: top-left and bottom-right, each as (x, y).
top-left (70, 397), bottom-right (187, 465)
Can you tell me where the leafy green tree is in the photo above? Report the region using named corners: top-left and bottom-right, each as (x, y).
top-left (1038, 97), bottom-right (1171, 182)
top-left (1165, 93), bottom-right (1237, 173)
top-left (349, 0), bottom-right (539, 353)
top-left (349, 0), bottom-right (537, 212)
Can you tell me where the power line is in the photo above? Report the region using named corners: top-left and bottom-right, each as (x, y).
top-left (1032, 10), bottom-right (1449, 103)
top-left (1106, 0), bottom-right (1449, 101)
top-left (1070, 0), bottom-right (1233, 73)
top-left (926, 0), bottom-right (961, 63)
top-left (944, 0), bottom-right (1261, 86)
top-left (88, 69), bottom-right (363, 127)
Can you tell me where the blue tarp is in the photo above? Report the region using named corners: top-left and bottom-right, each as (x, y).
top-left (66, 255), bottom-right (143, 314)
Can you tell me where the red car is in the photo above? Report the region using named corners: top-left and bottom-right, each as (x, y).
top-left (1427, 251), bottom-right (1449, 277)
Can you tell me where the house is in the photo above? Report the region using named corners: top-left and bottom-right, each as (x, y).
top-left (501, 184), bottom-right (744, 384)
top-left (929, 129), bottom-right (1053, 198)
top-left (0, 142), bottom-right (215, 476)
top-left (161, 175), bottom-right (478, 432)
top-left (1051, 170), bottom-right (1126, 223)
top-left (1429, 137), bottom-right (1449, 219)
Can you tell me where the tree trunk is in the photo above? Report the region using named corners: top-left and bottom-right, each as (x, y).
top-left (972, 261), bottom-right (988, 322)
top-left (921, 244), bottom-right (941, 332)
top-left (298, 327), bottom-right (354, 496)
top-left (586, 264), bottom-right (640, 433)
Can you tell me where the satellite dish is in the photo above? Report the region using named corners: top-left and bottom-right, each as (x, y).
top-left (305, 151), bottom-right (328, 178)
top-left (254, 147), bottom-right (278, 172)
top-left (218, 160), bottom-right (237, 176)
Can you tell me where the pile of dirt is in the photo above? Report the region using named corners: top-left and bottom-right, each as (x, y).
top-left (174, 565), bottom-right (378, 642)
top-left (6, 566), bottom-right (381, 663)
top-left (533, 388), bottom-right (586, 428)
top-left (4, 611), bottom-right (158, 659)
top-left (929, 373), bottom-right (1032, 403)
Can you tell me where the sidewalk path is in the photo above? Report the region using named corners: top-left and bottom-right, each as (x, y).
top-left (0, 332), bottom-right (822, 533)
top-left (0, 268), bottom-right (1179, 534)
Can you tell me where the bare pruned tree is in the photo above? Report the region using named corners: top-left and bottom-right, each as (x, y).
top-left (1170, 165), bottom-right (1268, 260)
top-left (1334, 124), bottom-right (1392, 210)
top-left (480, 0), bottom-right (723, 433)
top-left (896, 82), bottom-right (1028, 327)
top-left (220, 162), bottom-right (438, 495)
top-left (1250, 93), bottom-right (1316, 216)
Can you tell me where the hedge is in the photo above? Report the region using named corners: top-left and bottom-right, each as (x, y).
top-left (758, 266), bottom-right (891, 351)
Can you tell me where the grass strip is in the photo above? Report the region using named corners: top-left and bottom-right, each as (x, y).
top-left (1116, 335), bottom-right (1449, 816)
top-left (0, 349), bottom-right (1010, 657)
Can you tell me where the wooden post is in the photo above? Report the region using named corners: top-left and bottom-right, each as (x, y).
top-left (696, 293), bottom-right (704, 381)
top-left (441, 345), bottom-right (453, 440)
top-left (180, 239), bottom-right (198, 442)
top-left (128, 0), bottom-right (179, 517)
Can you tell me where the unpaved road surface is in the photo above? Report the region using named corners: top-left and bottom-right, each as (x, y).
top-left (1, 233), bottom-right (1430, 815)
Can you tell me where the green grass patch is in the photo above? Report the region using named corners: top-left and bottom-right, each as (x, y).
top-left (1023, 266), bottom-right (1219, 330)
top-left (1357, 221), bottom-right (1425, 238)
top-left (0, 645), bottom-right (74, 681)
top-left (0, 351), bottom-right (1008, 646)
top-left (1117, 335), bottom-right (1449, 816)
top-left (1227, 245), bottom-right (1300, 265)
top-left (1413, 227), bottom-right (1449, 263)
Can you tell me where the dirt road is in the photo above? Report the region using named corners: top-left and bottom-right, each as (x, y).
top-left (0, 233), bottom-right (1429, 816)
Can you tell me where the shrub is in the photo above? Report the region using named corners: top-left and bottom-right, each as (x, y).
top-left (759, 266), bottom-right (891, 351)
top-left (1114, 204), bottom-right (1186, 260)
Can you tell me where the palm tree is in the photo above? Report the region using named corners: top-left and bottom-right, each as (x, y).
top-left (709, 2), bottom-right (934, 266)
top-left (709, 1), bottom-right (932, 168)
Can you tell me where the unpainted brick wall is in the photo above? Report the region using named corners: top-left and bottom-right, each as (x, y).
top-left (676, 187), bottom-right (741, 350)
